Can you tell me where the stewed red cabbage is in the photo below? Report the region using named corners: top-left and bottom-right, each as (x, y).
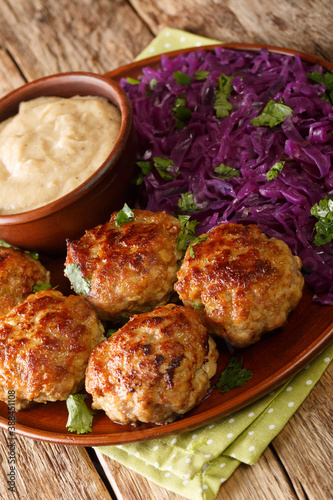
top-left (121, 47), bottom-right (333, 304)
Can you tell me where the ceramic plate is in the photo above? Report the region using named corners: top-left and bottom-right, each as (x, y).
top-left (0, 44), bottom-right (332, 446)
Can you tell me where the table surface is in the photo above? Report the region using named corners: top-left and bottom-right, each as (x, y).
top-left (0, 1), bottom-right (332, 499)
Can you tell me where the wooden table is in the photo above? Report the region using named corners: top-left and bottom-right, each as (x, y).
top-left (0, 1), bottom-right (332, 499)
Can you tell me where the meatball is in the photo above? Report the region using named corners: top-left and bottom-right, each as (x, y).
top-left (0, 245), bottom-right (50, 317)
top-left (0, 289), bottom-right (105, 410)
top-left (65, 209), bottom-right (183, 321)
top-left (174, 223), bottom-right (304, 348)
top-left (85, 304), bottom-right (218, 425)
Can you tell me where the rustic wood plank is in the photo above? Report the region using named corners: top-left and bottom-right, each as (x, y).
top-left (271, 362), bottom-right (333, 500)
top-left (129, 0), bottom-right (333, 61)
top-left (0, 430), bottom-right (112, 500)
top-left (0, 0), bottom-right (153, 82)
top-left (96, 444), bottom-right (297, 500)
top-left (0, 48), bottom-right (26, 97)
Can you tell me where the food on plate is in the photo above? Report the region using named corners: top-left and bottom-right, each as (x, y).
top-left (174, 222), bottom-right (304, 348)
top-left (0, 244), bottom-right (50, 317)
top-left (65, 207), bottom-right (184, 321)
top-left (0, 95), bottom-right (121, 214)
top-left (121, 47), bottom-right (333, 304)
top-left (0, 289), bottom-right (105, 410)
top-left (85, 303), bottom-right (218, 425)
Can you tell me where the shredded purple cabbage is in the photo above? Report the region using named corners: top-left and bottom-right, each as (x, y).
top-left (121, 47), bottom-right (333, 304)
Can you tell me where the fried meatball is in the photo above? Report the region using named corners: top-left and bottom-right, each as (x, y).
top-left (174, 223), bottom-right (304, 348)
top-left (85, 304), bottom-right (218, 425)
top-left (65, 209), bottom-right (183, 321)
top-left (0, 246), bottom-right (50, 317)
top-left (0, 289), bottom-right (105, 410)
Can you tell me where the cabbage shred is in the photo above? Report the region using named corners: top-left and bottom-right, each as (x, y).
top-left (121, 47), bottom-right (333, 304)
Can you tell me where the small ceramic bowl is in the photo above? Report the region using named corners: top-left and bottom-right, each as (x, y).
top-left (0, 72), bottom-right (137, 255)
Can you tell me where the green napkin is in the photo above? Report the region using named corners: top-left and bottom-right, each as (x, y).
top-left (96, 28), bottom-right (333, 500)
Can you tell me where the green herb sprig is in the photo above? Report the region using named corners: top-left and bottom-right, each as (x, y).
top-left (212, 357), bottom-right (253, 393)
top-left (213, 74), bottom-right (235, 118)
top-left (66, 394), bottom-right (95, 434)
top-left (311, 194), bottom-right (333, 246)
top-left (251, 99), bottom-right (293, 127)
top-left (64, 264), bottom-right (90, 295)
top-left (266, 160), bottom-right (285, 180)
top-left (115, 203), bottom-right (134, 227)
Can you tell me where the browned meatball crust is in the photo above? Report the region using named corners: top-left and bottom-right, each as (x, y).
top-left (85, 304), bottom-right (218, 425)
top-left (0, 289), bottom-right (105, 410)
top-left (0, 246), bottom-right (50, 317)
top-left (65, 209), bottom-right (183, 321)
top-left (174, 223), bottom-right (304, 348)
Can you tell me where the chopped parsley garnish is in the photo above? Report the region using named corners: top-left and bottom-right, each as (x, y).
top-left (64, 264), bottom-right (90, 295)
top-left (106, 328), bottom-right (117, 338)
top-left (266, 160), bottom-right (285, 180)
top-left (308, 70), bottom-right (333, 104)
top-left (153, 156), bottom-right (176, 180)
top-left (115, 203), bottom-right (134, 226)
top-left (213, 74), bottom-right (235, 118)
top-left (212, 357), bottom-right (253, 393)
top-left (32, 282), bottom-right (53, 293)
top-left (173, 93), bottom-right (192, 129)
top-left (149, 77), bottom-right (158, 89)
top-left (311, 194), bottom-right (333, 246)
top-left (194, 70), bottom-right (210, 81)
top-left (178, 192), bottom-right (200, 212)
top-left (189, 235), bottom-right (208, 258)
top-left (66, 394), bottom-right (95, 434)
top-left (176, 215), bottom-right (199, 252)
top-left (251, 99), bottom-right (293, 127)
top-left (136, 160), bottom-right (152, 185)
top-left (191, 302), bottom-right (205, 310)
top-left (173, 71), bottom-right (191, 85)
top-left (0, 239), bottom-right (39, 259)
top-left (214, 163), bottom-right (241, 179)
top-left (126, 77), bottom-right (140, 85)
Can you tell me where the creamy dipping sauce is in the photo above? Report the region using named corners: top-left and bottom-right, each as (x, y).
top-left (0, 95), bottom-right (122, 214)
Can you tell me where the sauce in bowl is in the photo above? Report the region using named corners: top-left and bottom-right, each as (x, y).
top-left (0, 95), bottom-right (121, 214)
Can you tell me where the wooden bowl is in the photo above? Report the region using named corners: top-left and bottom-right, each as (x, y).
top-left (0, 72), bottom-right (137, 255)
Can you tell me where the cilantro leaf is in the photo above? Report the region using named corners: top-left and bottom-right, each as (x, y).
top-left (115, 203), bottom-right (134, 226)
top-left (0, 239), bottom-right (39, 259)
top-left (64, 264), bottom-right (90, 295)
top-left (266, 160), bottom-right (285, 180)
top-left (153, 157), bottom-right (176, 180)
top-left (213, 74), bottom-right (235, 118)
top-left (311, 194), bottom-right (333, 246)
top-left (136, 160), bottom-right (152, 185)
top-left (173, 71), bottom-right (191, 85)
top-left (189, 235), bottom-right (208, 258)
top-left (178, 192), bottom-right (200, 212)
top-left (194, 70), bottom-right (210, 81)
top-left (212, 357), bottom-right (253, 393)
top-left (106, 328), bottom-right (117, 338)
top-left (251, 99), bottom-right (293, 127)
top-left (32, 282), bottom-right (53, 293)
top-left (173, 93), bottom-right (192, 129)
top-left (308, 70), bottom-right (333, 104)
top-left (214, 163), bottom-right (241, 179)
top-left (66, 394), bottom-right (95, 434)
top-left (176, 215), bottom-right (199, 251)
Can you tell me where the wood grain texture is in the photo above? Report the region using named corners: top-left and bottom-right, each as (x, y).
top-left (129, 0), bottom-right (333, 61)
top-left (0, 430), bottom-right (112, 500)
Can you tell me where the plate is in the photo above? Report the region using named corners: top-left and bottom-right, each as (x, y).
top-left (0, 44), bottom-right (332, 446)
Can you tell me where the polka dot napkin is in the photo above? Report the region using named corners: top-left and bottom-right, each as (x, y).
top-left (96, 28), bottom-right (333, 500)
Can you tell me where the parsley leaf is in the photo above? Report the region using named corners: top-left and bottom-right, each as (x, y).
top-left (191, 302), bottom-right (205, 309)
top-left (173, 71), bottom-right (191, 85)
top-left (310, 194), bottom-right (333, 246)
top-left (176, 215), bottom-right (199, 251)
top-left (214, 163), bottom-right (241, 179)
top-left (106, 328), bottom-right (117, 338)
top-left (251, 99), bottom-right (293, 127)
top-left (189, 235), bottom-right (208, 258)
top-left (32, 282), bottom-right (53, 293)
top-left (194, 70), bottom-right (210, 81)
top-left (308, 70), bottom-right (333, 104)
top-left (0, 239), bottom-right (39, 259)
top-left (136, 160), bottom-right (152, 185)
top-left (178, 192), bottom-right (200, 212)
top-left (213, 74), bottom-right (235, 118)
top-left (115, 203), bottom-right (134, 226)
top-left (126, 77), bottom-right (140, 85)
top-left (153, 156), bottom-right (175, 180)
top-left (212, 357), bottom-right (253, 393)
top-left (64, 264), bottom-right (90, 295)
top-left (173, 93), bottom-right (192, 129)
top-left (266, 160), bottom-right (285, 180)
top-left (66, 394), bottom-right (95, 434)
